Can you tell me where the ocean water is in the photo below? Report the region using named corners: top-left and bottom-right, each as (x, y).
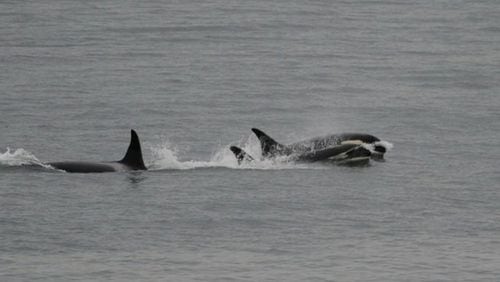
top-left (1, 0), bottom-right (499, 281)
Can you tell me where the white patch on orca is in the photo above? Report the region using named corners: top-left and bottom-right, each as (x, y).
top-left (341, 140), bottom-right (364, 145)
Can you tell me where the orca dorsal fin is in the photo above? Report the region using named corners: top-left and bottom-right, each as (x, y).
top-left (251, 128), bottom-right (288, 157)
top-left (230, 146), bottom-right (254, 164)
top-left (119, 129), bottom-right (147, 170)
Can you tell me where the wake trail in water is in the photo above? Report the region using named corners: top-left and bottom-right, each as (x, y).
top-left (0, 147), bottom-right (53, 170)
top-left (146, 137), bottom-right (314, 171)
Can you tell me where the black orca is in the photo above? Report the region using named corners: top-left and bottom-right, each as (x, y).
top-left (230, 128), bottom-right (388, 165)
top-left (251, 128), bottom-right (387, 159)
top-left (48, 130), bottom-right (147, 173)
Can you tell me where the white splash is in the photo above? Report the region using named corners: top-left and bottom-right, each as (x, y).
top-left (146, 141), bottom-right (233, 170)
top-left (0, 147), bottom-right (48, 167)
top-left (146, 136), bottom-right (310, 171)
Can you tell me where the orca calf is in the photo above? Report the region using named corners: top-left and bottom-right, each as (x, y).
top-left (230, 128), bottom-right (389, 165)
top-left (48, 130), bottom-right (147, 173)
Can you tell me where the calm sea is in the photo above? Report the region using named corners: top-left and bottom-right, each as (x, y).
top-left (1, 1), bottom-right (499, 281)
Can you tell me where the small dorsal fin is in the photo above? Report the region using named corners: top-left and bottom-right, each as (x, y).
top-left (251, 128), bottom-right (288, 157)
top-left (229, 146), bottom-right (254, 164)
top-left (119, 129), bottom-right (147, 170)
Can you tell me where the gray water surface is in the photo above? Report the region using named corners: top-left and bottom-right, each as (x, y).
top-left (1, 1), bottom-right (500, 281)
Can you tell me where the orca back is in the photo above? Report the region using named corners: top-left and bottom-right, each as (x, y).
top-left (49, 161), bottom-right (117, 173)
top-left (297, 143), bottom-right (361, 162)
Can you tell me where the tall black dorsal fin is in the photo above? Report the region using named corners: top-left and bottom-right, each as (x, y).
top-left (119, 129), bottom-right (147, 170)
top-left (251, 128), bottom-right (288, 157)
top-left (230, 146), bottom-right (254, 164)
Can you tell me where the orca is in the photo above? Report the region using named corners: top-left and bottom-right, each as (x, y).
top-left (251, 128), bottom-right (388, 159)
top-left (48, 130), bottom-right (147, 173)
top-left (230, 128), bottom-right (389, 165)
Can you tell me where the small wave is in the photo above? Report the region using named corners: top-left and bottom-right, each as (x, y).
top-left (0, 147), bottom-right (51, 169)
